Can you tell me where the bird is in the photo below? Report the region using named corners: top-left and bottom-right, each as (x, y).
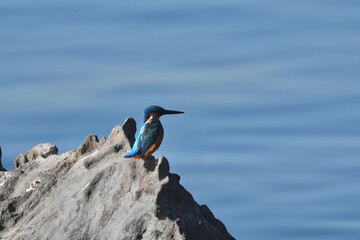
top-left (124, 105), bottom-right (183, 159)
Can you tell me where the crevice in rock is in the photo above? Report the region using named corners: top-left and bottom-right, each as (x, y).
top-left (83, 172), bottom-right (103, 202)
top-left (142, 158), bottom-right (158, 172)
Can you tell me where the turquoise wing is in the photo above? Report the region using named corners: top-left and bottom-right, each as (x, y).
top-left (139, 122), bottom-right (162, 157)
top-left (124, 124), bottom-right (146, 158)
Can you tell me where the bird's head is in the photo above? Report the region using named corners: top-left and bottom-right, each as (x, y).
top-left (143, 105), bottom-right (184, 123)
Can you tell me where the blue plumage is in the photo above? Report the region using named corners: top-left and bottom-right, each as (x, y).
top-left (124, 106), bottom-right (183, 159)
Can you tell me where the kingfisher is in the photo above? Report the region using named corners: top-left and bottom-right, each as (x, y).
top-left (124, 105), bottom-right (184, 159)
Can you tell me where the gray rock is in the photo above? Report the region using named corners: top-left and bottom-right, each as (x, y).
top-left (0, 117), bottom-right (235, 240)
top-left (78, 134), bottom-right (100, 155)
top-left (0, 147), bottom-right (6, 171)
top-left (14, 143), bottom-right (58, 168)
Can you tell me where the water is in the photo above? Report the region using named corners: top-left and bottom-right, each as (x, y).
top-left (1, 0), bottom-right (360, 239)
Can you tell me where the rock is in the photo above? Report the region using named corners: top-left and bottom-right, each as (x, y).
top-left (0, 118), bottom-right (235, 240)
top-left (0, 147), bottom-right (6, 171)
top-left (14, 143), bottom-right (58, 168)
top-left (78, 134), bottom-right (100, 155)
top-left (14, 153), bottom-right (27, 169)
top-left (25, 180), bottom-right (41, 192)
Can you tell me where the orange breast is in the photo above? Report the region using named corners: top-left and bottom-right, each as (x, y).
top-left (143, 128), bottom-right (164, 158)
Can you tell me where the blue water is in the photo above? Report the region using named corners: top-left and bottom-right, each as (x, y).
top-left (1, 0), bottom-right (360, 239)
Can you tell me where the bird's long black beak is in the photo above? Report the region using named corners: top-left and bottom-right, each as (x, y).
top-left (163, 109), bottom-right (184, 115)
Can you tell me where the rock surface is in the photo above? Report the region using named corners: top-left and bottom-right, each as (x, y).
top-left (14, 143), bottom-right (58, 168)
top-left (0, 118), bottom-right (235, 240)
top-left (0, 147), bottom-right (6, 171)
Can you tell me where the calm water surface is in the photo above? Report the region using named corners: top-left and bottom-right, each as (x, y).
top-left (1, 0), bottom-right (360, 239)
